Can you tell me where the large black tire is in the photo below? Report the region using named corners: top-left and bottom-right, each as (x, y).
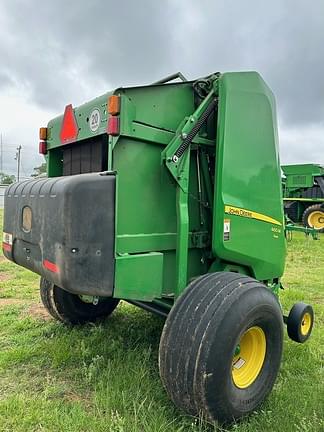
top-left (159, 272), bottom-right (283, 424)
top-left (40, 277), bottom-right (119, 325)
top-left (302, 204), bottom-right (324, 232)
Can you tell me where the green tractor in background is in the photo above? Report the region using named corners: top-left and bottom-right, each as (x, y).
top-left (282, 163), bottom-right (324, 232)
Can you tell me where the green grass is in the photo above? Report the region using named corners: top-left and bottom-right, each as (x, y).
top-left (0, 209), bottom-right (323, 432)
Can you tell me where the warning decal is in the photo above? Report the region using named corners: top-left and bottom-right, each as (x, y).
top-left (233, 357), bottom-right (246, 370)
top-left (3, 232), bottom-right (12, 245)
top-left (224, 219), bottom-right (230, 241)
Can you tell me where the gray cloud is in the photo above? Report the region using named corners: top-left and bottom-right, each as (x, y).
top-left (170, 1), bottom-right (324, 126)
top-left (0, 70), bottom-right (13, 89)
top-left (0, 1), bottom-right (178, 110)
top-left (1, 0), bottom-right (324, 124)
top-left (0, 0), bottom-right (323, 173)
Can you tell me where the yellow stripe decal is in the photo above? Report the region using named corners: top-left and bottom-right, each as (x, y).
top-left (224, 205), bottom-right (282, 226)
top-left (283, 198), bottom-right (324, 202)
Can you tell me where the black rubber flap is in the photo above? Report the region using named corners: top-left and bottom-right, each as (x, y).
top-left (3, 172), bottom-right (115, 296)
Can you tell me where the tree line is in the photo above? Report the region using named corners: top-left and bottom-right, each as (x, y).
top-left (0, 162), bottom-right (47, 184)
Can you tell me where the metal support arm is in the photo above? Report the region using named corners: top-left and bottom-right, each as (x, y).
top-left (162, 89), bottom-right (218, 193)
top-left (162, 77), bottom-right (219, 296)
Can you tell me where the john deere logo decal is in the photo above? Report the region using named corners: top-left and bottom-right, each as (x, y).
top-left (225, 205), bottom-right (282, 226)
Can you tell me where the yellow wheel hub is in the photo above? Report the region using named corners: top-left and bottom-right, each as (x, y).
top-left (300, 312), bottom-right (312, 336)
top-left (232, 326), bottom-right (266, 389)
top-left (308, 210), bottom-right (324, 230)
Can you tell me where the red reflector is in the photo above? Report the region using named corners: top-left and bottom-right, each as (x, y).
top-left (43, 259), bottom-right (59, 273)
top-left (39, 141), bottom-right (47, 155)
top-left (60, 104), bottom-right (78, 144)
top-left (2, 242), bottom-right (11, 252)
top-left (107, 116), bottom-right (120, 136)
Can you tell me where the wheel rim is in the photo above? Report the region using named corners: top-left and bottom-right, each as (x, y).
top-left (300, 312), bottom-right (312, 336)
top-left (78, 295), bottom-right (99, 305)
top-left (232, 326), bottom-right (266, 389)
top-left (307, 210), bottom-right (324, 230)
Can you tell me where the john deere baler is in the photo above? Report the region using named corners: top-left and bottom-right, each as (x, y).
top-left (2, 72), bottom-right (314, 424)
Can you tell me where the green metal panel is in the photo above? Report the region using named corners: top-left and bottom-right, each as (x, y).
top-left (282, 164), bottom-right (324, 196)
top-left (289, 175), bottom-right (312, 189)
top-left (47, 149), bottom-right (62, 177)
top-left (113, 135), bottom-right (209, 299)
top-left (282, 163), bottom-right (324, 177)
top-left (114, 253), bottom-right (163, 300)
top-left (117, 82), bottom-right (195, 134)
top-left (116, 232), bottom-right (209, 253)
top-left (111, 82), bottom-right (215, 300)
top-left (212, 72), bottom-right (286, 280)
top-left (46, 92), bottom-right (112, 150)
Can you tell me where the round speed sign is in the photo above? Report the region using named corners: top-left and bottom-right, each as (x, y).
top-left (89, 108), bottom-right (101, 132)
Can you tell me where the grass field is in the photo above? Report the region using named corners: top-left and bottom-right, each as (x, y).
top-left (0, 209), bottom-right (323, 432)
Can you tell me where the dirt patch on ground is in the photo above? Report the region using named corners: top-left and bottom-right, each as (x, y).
top-left (26, 303), bottom-right (51, 320)
top-left (0, 299), bottom-right (51, 320)
top-left (0, 256), bottom-right (8, 263)
top-left (0, 298), bottom-right (25, 307)
top-left (0, 271), bottom-right (12, 282)
top-left (311, 296), bottom-right (324, 305)
top-left (63, 390), bottom-right (93, 408)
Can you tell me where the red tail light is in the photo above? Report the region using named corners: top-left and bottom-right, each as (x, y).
top-left (2, 242), bottom-right (11, 252)
top-left (39, 141), bottom-right (47, 155)
top-left (43, 259), bottom-right (59, 273)
top-left (107, 116), bottom-right (120, 136)
top-left (60, 104), bottom-right (78, 144)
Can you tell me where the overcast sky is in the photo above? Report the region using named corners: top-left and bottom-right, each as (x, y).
top-left (0, 0), bottom-right (323, 178)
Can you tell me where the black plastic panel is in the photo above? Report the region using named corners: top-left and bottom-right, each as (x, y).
top-left (301, 185), bottom-right (324, 199)
top-left (3, 172), bottom-right (115, 296)
top-left (62, 135), bottom-right (108, 176)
